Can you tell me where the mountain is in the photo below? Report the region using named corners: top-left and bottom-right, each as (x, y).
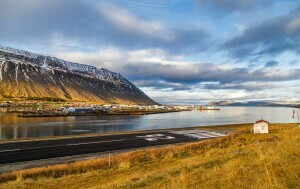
top-left (207, 101), bottom-right (296, 107)
top-left (0, 46), bottom-right (156, 105)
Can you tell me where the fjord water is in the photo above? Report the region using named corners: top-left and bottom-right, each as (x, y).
top-left (0, 107), bottom-right (296, 140)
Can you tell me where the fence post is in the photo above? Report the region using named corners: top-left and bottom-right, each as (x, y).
top-left (109, 153), bottom-right (111, 167)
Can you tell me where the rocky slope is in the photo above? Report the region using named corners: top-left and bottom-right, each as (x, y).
top-left (0, 46), bottom-right (156, 105)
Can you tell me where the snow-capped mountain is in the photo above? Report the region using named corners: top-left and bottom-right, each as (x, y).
top-left (0, 46), bottom-right (156, 104)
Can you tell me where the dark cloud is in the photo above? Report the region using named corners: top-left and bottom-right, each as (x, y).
top-left (265, 61), bottom-right (279, 68)
top-left (223, 6), bottom-right (300, 58)
top-left (202, 83), bottom-right (275, 91)
top-left (0, 0), bottom-right (209, 53)
top-left (120, 62), bottom-right (300, 89)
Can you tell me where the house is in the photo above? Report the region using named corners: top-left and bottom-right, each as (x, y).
top-left (66, 107), bottom-right (93, 113)
top-left (253, 119), bottom-right (269, 134)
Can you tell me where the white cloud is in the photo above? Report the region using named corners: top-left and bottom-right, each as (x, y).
top-left (141, 87), bottom-right (250, 104)
top-left (97, 3), bottom-right (171, 41)
top-left (54, 47), bottom-right (186, 71)
top-left (52, 46), bottom-right (300, 104)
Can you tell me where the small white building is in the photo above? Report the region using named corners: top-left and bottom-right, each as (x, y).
top-left (253, 119), bottom-right (269, 134)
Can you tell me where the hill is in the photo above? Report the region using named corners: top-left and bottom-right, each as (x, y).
top-left (207, 101), bottom-right (296, 107)
top-left (0, 46), bottom-right (156, 105)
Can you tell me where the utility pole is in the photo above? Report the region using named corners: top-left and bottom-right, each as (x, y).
top-left (297, 110), bottom-right (300, 127)
top-left (294, 109), bottom-right (300, 127)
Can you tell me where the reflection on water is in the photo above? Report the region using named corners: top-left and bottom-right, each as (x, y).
top-left (0, 106), bottom-right (297, 140)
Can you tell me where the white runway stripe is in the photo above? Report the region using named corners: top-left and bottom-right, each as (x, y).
top-left (67, 139), bottom-right (125, 146)
top-left (0, 149), bottom-right (21, 153)
top-left (208, 132), bottom-right (226, 137)
top-left (196, 132), bottom-right (219, 138)
top-left (170, 130), bottom-right (227, 140)
top-left (187, 133), bottom-right (211, 139)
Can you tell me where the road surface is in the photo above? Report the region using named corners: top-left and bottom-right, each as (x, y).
top-left (0, 129), bottom-right (228, 164)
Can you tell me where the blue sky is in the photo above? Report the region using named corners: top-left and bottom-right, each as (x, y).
top-left (1, 0), bottom-right (300, 104)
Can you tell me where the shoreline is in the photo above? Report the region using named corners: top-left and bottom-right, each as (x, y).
top-left (16, 109), bottom-right (191, 117)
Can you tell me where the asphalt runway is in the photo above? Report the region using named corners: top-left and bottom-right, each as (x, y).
top-left (0, 129), bottom-right (228, 164)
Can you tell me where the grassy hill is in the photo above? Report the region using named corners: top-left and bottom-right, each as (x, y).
top-left (0, 124), bottom-right (299, 189)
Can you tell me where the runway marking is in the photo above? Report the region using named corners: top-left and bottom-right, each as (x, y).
top-left (0, 131), bottom-right (227, 154)
top-left (0, 149), bottom-right (21, 153)
top-left (206, 131), bottom-right (227, 137)
top-left (187, 133), bottom-right (211, 139)
top-left (67, 139), bottom-right (125, 146)
top-left (170, 130), bottom-right (227, 139)
top-left (137, 134), bottom-right (175, 141)
top-left (0, 139), bottom-right (126, 152)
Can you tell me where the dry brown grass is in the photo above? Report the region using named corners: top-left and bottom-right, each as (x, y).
top-left (0, 123), bottom-right (299, 189)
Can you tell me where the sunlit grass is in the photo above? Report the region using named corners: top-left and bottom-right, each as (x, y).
top-left (0, 123), bottom-right (299, 189)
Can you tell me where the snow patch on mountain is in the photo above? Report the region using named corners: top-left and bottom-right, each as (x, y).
top-left (0, 45), bottom-right (39, 59)
top-left (0, 45), bottom-right (130, 86)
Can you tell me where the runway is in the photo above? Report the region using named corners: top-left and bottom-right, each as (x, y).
top-left (0, 129), bottom-right (228, 164)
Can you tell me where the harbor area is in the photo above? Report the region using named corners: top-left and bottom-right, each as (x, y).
top-left (16, 104), bottom-right (194, 117)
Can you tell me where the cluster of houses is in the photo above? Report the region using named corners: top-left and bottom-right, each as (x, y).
top-left (111, 104), bottom-right (193, 111)
top-left (0, 101), bottom-right (39, 107)
top-left (57, 104), bottom-right (194, 114)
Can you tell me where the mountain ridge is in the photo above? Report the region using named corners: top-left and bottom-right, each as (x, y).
top-left (207, 101), bottom-right (296, 107)
top-left (0, 46), bottom-right (156, 105)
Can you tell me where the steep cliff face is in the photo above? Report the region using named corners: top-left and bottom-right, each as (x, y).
top-left (0, 46), bottom-right (156, 105)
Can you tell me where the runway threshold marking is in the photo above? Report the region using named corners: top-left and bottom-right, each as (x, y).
top-left (137, 134), bottom-right (175, 141)
top-left (170, 130), bottom-right (227, 140)
top-left (0, 130), bottom-right (228, 154)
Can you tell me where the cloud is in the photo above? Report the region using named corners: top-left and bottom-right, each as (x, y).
top-left (120, 1), bottom-right (169, 15)
top-left (143, 80), bottom-right (300, 104)
top-left (264, 61), bottom-right (279, 68)
top-left (134, 80), bottom-right (193, 91)
top-left (202, 82), bottom-right (275, 91)
top-left (142, 86), bottom-right (273, 104)
top-left (55, 47), bottom-right (300, 92)
top-left (197, 0), bottom-right (269, 13)
top-left (223, 6), bottom-right (300, 58)
top-left (2, 0), bottom-right (300, 104)
top-left (0, 0), bottom-right (209, 54)
top-left (97, 4), bottom-right (165, 39)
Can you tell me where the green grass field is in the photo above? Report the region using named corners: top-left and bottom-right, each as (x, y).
top-left (0, 123), bottom-right (299, 189)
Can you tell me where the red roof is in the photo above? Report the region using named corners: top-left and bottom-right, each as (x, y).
top-left (255, 119), bottom-right (270, 124)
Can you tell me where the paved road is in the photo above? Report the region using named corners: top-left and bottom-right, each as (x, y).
top-left (0, 129), bottom-right (228, 164)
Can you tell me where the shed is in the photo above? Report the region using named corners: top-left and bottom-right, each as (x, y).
top-left (253, 119), bottom-right (269, 134)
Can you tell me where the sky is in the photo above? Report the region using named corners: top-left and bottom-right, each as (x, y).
top-left (1, 0), bottom-right (300, 104)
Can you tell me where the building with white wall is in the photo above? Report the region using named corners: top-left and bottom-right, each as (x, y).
top-left (253, 120), bottom-right (269, 134)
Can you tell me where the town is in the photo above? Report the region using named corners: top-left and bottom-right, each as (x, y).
top-left (0, 100), bottom-right (194, 117)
